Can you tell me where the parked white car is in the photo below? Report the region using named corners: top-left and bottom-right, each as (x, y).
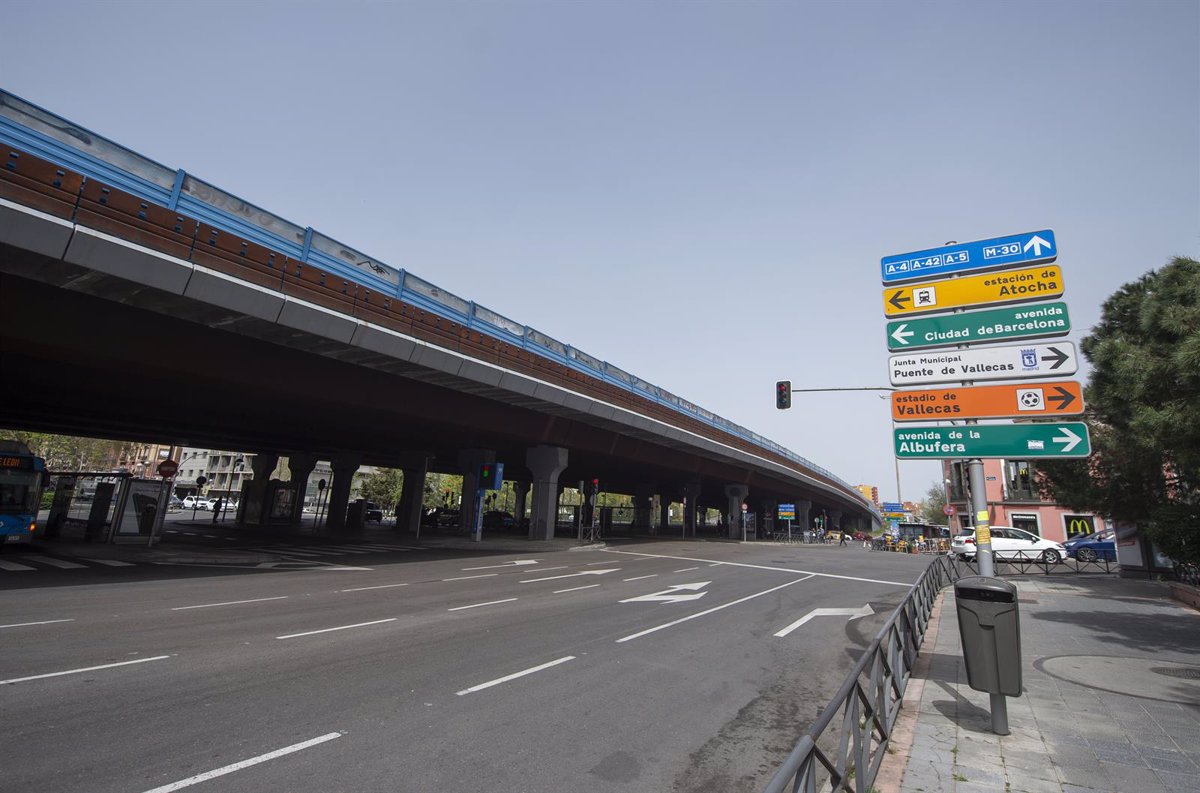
top-left (182, 495), bottom-right (210, 510)
top-left (951, 527), bottom-right (1067, 564)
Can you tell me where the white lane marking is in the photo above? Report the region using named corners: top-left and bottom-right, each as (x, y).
top-left (585, 560), bottom-right (615, 566)
top-left (462, 560), bottom-right (539, 571)
top-left (310, 545), bottom-right (371, 554)
top-left (0, 655), bottom-right (171, 685)
top-left (172, 596), bottom-right (290, 611)
top-left (338, 583), bottom-right (409, 593)
top-left (244, 547), bottom-right (323, 557)
top-left (291, 547), bottom-right (347, 556)
top-left (554, 584), bottom-right (600, 593)
top-left (0, 560), bottom-right (35, 571)
top-left (455, 656), bottom-right (576, 696)
top-left (519, 569), bottom-right (619, 583)
top-left (603, 549), bottom-right (912, 587)
top-left (616, 576), bottom-right (815, 643)
top-left (623, 574), bottom-right (658, 582)
top-left (0, 618), bottom-right (75, 629)
top-left (81, 558), bottom-right (136, 567)
top-left (620, 582), bottom-right (709, 603)
top-left (448, 598), bottom-right (519, 611)
top-left (774, 605), bottom-right (875, 638)
top-left (442, 573), bottom-right (498, 581)
top-left (525, 565), bottom-right (567, 573)
top-left (673, 567), bottom-right (700, 572)
top-left (21, 555), bottom-right (86, 569)
top-left (203, 535), bottom-right (217, 539)
top-left (356, 544), bottom-right (422, 551)
top-left (277, 618), bottom-right (397, 639)
top-left (139, 732), bottom-right (342, 793)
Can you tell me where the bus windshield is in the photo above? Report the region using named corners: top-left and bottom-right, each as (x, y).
top-left (0, 469), bottom-right (41, 512)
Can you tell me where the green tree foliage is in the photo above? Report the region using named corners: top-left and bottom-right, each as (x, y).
top-left (0, 429), bottom-right (125, 471)
top-left (359, 468), bottom-right (404, 511)
top-left (1039, 256), bottom-right (1200, 563)
top-left (423, 473), bottom-right (461, 509)
top-left (918, 482), bottom-right (948, 526)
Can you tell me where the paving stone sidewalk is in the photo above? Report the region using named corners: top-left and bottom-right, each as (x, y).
top-left (879, 575), bottom-right (1200, 793)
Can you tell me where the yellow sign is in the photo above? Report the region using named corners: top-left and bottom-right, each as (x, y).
top-left (883, 265), bottom-right (1064, 317)
top-left (975, 526), bottom-right (991, 544)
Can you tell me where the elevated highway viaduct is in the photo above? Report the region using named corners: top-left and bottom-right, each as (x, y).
top-left (0, 90), bottom-right (879, 539)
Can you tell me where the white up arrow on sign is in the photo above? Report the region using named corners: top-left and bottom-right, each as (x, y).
top-left (620, 582), bottom-right (710, 603)
top-left (1023, 234), bottom-right (1053, 257)
top-left (773, 605), bottom-right (874, 637)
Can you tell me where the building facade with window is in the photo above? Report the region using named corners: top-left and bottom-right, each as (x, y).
top-left (943, 458), bottom-right (1105, 543)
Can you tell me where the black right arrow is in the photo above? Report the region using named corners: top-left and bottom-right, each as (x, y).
top-left (1041, 346), bottom-right (1070, 369)
top-left (888, 290), bottom-right (911, 311)
top-left (1047, 386), bottom-right (1076, 411)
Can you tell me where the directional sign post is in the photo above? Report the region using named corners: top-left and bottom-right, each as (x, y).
top-left (881, 229), bottom-right (1057, 284)
top-left (894, 422), bottom-right (1092, 459)
top-left (883, 265), bottom-right (1064, 318)
top-left (891, 380), bottom-right (1084, 421)
top-left (887, 301), bottom-right (1071, 351)
top-left (890, 342), bottom-right (1077, 386)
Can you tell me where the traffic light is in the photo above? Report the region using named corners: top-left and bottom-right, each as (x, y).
top-left (776, 380), bottom-right (792, 410)
top-left (479, 462), bottom-right (504, 490)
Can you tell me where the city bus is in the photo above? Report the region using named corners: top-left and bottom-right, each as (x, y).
top-left (0, 441), bottom-right (46, 547)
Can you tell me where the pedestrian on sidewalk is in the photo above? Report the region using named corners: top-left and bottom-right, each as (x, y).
top-left (838, 528), bottom-right (847, 546)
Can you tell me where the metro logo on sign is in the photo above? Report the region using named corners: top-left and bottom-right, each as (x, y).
top-left (891, 381), bottom-right (1084, 422)
top-left (883, 265), bottom-right (1064, 317)
top-left (881, 230), bottom-right (1057, 284)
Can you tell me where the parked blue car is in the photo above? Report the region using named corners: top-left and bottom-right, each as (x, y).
top-left (1064, 529), bottom-right (1116, 562)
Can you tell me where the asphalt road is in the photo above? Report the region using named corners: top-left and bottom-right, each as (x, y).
top-left (2, 539), bottom-right (933, 793)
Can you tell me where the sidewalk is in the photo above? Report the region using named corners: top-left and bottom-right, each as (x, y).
top-left (878, 576), bottom-right (1200, 793)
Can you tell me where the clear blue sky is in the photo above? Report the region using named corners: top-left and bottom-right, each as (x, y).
top-left (4, 0), bottom-right (1197, 503)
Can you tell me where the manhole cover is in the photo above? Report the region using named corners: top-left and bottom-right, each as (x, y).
top-left (1152, 667), bottom-right (1200, 680)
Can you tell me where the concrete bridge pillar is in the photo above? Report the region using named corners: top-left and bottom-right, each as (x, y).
top-left (238, 452), bottom-right (279, 525)
top-left (830, 509), bottom-right (843, 533)
top-left (797, 500), bottom-right (812, 533)
top-left (511, 480), bottom-right (529, 528)
top-left (725, 483), bottom-right (749, 538)
top-left (657, 495), bottom-right (670, 536)
top-left (325, 454), bottom-right (361, 532)
top-left (457, 449), bottom-right (496, 540)
top-left (526, 445), bottom-right (568, 541)
top-left (681, 480), bottom-right (702, 538)
top-left (287, 453), bottom-right (318, 527)
top-left (760, 499), bottom-right (777, 537)
top-left (397, 457), bottom-right (430, 535)
top-left (633, 484), bottom-right (654, 533)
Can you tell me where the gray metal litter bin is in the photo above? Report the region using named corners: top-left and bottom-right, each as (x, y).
top-left (955, 576), bottom-right (1022, 697)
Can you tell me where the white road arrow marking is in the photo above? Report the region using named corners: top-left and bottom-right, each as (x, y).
top-left (620, 582), bottom-right (711, 604)
top-left (1052, 426), bottom-right (1083, 453)
top-left (773, 604), bottom-right (874, 637)
top-left (462, 560), bottom-right (540, 571)
top-left (1023, 234), bottom-right (1052, 257)
top-left (890, 323), bottom-right (914, 346)
top-left (519, 568), bottom-right (620, 584)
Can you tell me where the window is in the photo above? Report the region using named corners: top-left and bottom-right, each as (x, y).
top-left (1005, 461), bottom-right (1038, 500)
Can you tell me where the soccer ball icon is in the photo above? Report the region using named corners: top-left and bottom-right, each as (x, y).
top-left (1019, 390), bottom-right (1043, 409)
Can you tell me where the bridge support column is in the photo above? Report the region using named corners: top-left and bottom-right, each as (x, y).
top-left (681, 480), bottom-right (701, 538)
top-left (511, 480), bottom-right (529, 528)
top-left (287, 454), bottom-right (318, 528)
top-left (526, 445), bottom-right (568, 541)
top-left (830, 509), bottom-right (843, 534)
top-left (761, 499), bottom-right (777, 538)
top-left (397, 457), bottom-right (429, 535)
top-left (796, 500), bottom-right (812, 535)
top-left (239, 453), bottom-right (279, 526)
top-left (325, 454), bottom-right (361, 532)
top-left (457, 449), bottom-right (495, 540)
top-left (725, 483), bottom-right (749, 539)
top-left (657, 495), bottom-right (671, 536)
top-left (633, 485), bottom-right (654, 533)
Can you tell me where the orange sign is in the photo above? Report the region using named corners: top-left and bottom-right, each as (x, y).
top-left (892, 380), bottom-right (1084, 422)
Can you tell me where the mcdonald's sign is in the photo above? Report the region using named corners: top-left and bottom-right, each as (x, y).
top-left (1064, 514), bottom-right (1095, 538)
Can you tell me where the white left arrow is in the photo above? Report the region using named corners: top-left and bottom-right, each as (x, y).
top-left (1052, 426), bottom-right (1083, 453)
top-left (1023, 234), bottom-right (1052, 257)
top-left (462, 560), bottom-right (540, 571)
top-left (890, 323), bottom-right (914, 346)
top-left (520, 569), bottom-right (620, 583)
top-left (773, 604), bottom-right (874, 637)
top-left (620, 582), bottom-right (710, 604)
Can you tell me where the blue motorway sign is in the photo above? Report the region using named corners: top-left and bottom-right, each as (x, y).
top-left (880, 502), bottom-right (905, 512)
top-left (881, 229), bottom-right (1056, 284)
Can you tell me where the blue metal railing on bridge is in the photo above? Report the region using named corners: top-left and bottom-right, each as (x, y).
top-left (0, 89), bottom-right (875, 514)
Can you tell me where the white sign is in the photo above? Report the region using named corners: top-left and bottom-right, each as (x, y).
top-left (889, 342), bottom-right (1078, 387)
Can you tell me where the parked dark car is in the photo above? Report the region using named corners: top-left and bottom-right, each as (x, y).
top-left (436, 509), bottom-right (461, 528)
top-left (1064, 529), bottom-right (1116, 562)
top-left (482, 511), bottom-right (517, 530)
top-left (363, 501), bottom-right (383, 522)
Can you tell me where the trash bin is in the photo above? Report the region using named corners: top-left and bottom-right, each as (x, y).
top-left (955, 576), bottom-right (1022, 696)
top-left (346, 500), bottom-right (365, 530)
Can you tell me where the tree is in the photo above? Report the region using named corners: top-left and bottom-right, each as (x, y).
top-left (0, 429), bottom-right (124, 471)
top-left (1039, 256), bottom-right (1200, 564)
top-left (359, 468), bottom-right (404, 511)
top-left (918, 482), bottom-right (948, 526)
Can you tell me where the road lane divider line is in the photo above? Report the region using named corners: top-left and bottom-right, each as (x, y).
top-left (276, 618), bottom-right (397, 639)
top-left (553, 584), bottom-right (600, 593)
top-left (172, 596), bottom-right (290, 611)
top-left (622, 574), bottom-right (658, 582)
top-left (339, 583), bottom-right (409, 593)
top-left (455, 656), bottom-right (576, 696)
top-left (0, 618), bottom-right (75, 629)
top-left (673, 567), bottom-right (700, 572)
top-left (602, 549), bottom-right (911, 587)
top-left (21, 555), bottom-right (86, 569)
top-left (0, 560), bottom-right (35, 571)
top-left (615, 575), bottom-right (815, 644)
top-left (139, 732), bottom-right (342, 793)
top-left (448, 598), bottom-right (519, 612)
top-left (82, 558), bottom-right (136, 567)
top-left (1, 655), bottom-right (171, 685)
top-left (442, 573), bottom-right (498, 581)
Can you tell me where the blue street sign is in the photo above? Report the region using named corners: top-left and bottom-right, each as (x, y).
top-left (881, 229), bottom-right (1057, 284)
top-left (881, 502), bottom-right (905, 512)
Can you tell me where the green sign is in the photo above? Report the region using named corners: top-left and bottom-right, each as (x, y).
top-left (894, 422), bottom-right (1091, 459)
top-left (887, 301), bottom-right (1070, 351)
